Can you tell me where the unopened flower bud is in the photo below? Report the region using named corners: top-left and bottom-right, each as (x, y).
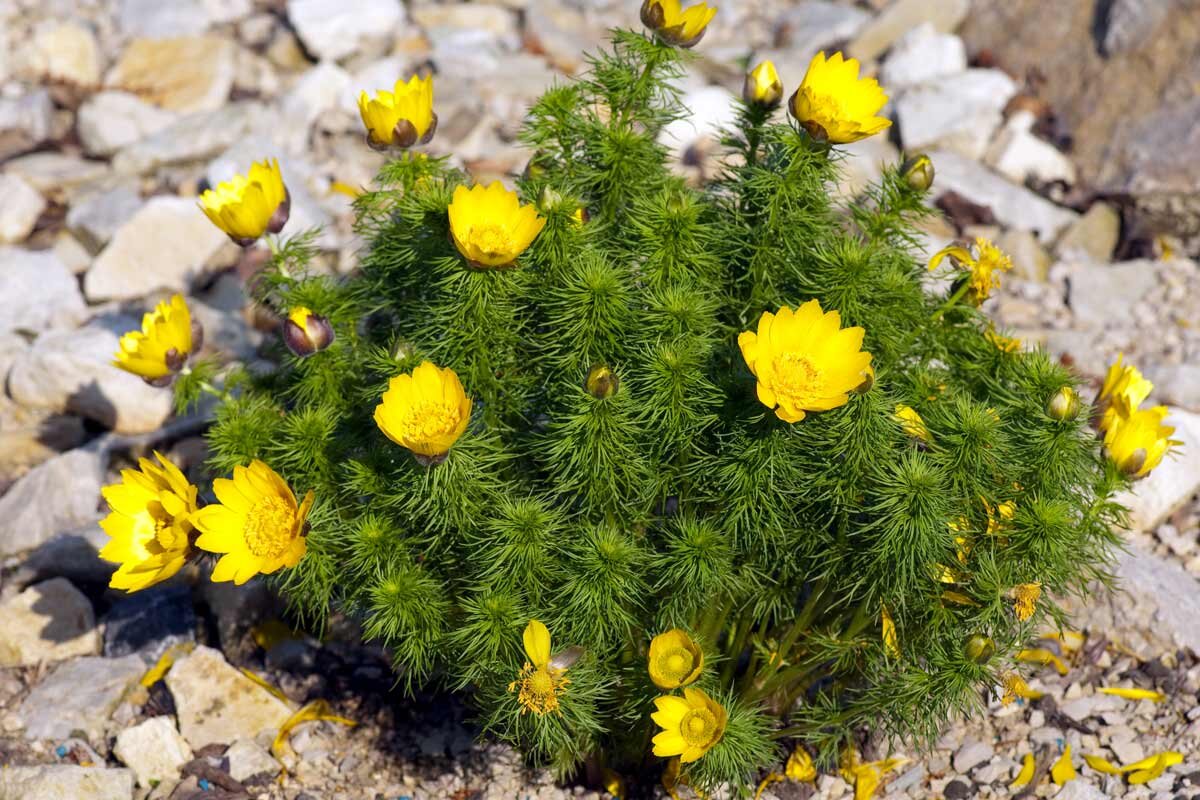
top-left (900, 154), bottom-right (934, 192)
top-left (585, 364), bottom-right (619, 399)
top-left (539, 186), bottom-right (564, 212)
top-left (282, 307), bottom-right (334, 357)
top-left (1046, 386), bottom-right (1080, 421)
top-left (743, 61), bottom-right (783, 109)
top-left (853, 364), bottom-right (875, 395)
top-left (964, 634), bottom-right (995, 665)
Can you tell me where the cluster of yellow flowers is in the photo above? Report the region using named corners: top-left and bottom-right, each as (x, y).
top-left (646, 629), bottom-right (726, 764)
top-left (1097, 354), bottom-right (1177, 478)
top-left (928, 237), bottom-right (1014, 307)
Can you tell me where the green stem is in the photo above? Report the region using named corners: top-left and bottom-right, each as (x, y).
top-left (931, 280), bottom-right (971, 321)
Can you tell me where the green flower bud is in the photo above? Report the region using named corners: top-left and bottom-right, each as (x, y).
top-left (901, 154), bottom-right (935, 192)
top-left (585, 364), bottom-right (619, 399)
top-left (964, 634), bottom-right (995, 665)
top-left (1046, 386), bottom-right (1080, 421)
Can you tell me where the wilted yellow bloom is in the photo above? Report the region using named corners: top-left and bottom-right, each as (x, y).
top-left (99, 452), bottom-right (199, 592)
top-left (651, 687), bottom-right (727, 763)
top-left (640, 0), bottom-right (717, 47)
top-left (374, 361), bottom-right (472, 462)
top-left (881, 605), bottom-right (900, 659)
top-left (1017, 647), bottom-right (1068, 675)
top-left (785, 747), bottom-right (816, 782)
top-left (743, 60), bottom-right (783, 108)
top-left (282, 306), bottom-right (335, 358)
top-left (893, 404), bottom-right (928, 441)
top-left (272, 700), bottom-right (355, 760)
top-left (1051, 745), bottom-right (1076, 785)
top-left (929, 237), bottom-right (1013, 305)
top-left (1012, 582), bottom-right (1041, 621)
top-left (357, 74), bottom-right (436, 150)
top-left (984, 498), bottom-right (1015, 536)
top-left (849, 757), bottom-right (907, 800)
top-left (448, 182), bottom-right (546, 268)
top-left (509, 620), bottom-right (571, 715)
top-left (738, 300), bottom-right (873, 423)
top-left (1086, 751), bottom-right (1183, 784)
top-left (1000, 671), bottom-right (1043, 705)
top-left (1098, 686), bottom-right (1166, 702)
top-left (788, 51), bottom-right (891, 144)
top-left (112, 294), bottom-right (197, 384)
top-left (1103, 405), bottom-right (1177, 478)
top-left (1010, 753), bottom-right (1036, 788)
top-left (199, 158), bottom-right (289, 245)
top-left (192, 460), bottom-right (313, 585)
top-left (986, 328), bottom-right (1021, 353)
top-left (648, 629), bottom-right (704, 689)
top-left (1098, 353), bottom-right (1153, 431)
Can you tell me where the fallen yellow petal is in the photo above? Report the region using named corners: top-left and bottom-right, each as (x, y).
top-left (754, 773), bottom-right (783, 800)
top-left (786, 746), bottom-right (817, 782)
top-left (329, 180), bottom-right (364, 199)
top-left (1017, 647), bottom-right (1068, 676)
top-left (1010, 753), bottom-right (1036, 788)
top-left (1126, 751), bottom-right (1183, 784)
top-left (241, 668), bottom-right (290, 702)
top-left (1083, 754), bottom-right (1124, 775)
top-left (1051, 745), bottom-right (1076, 785)
top-left (139, 642), bottom-right (195, 688)
top-left (271, 699), bottom-right (356, 760)
top-left (1098, 686), bottom-right (1166, 702)
top-left (1043, 630), bottom-right (1086, 653)
top-left (601, 767), bottom-right (627, 799)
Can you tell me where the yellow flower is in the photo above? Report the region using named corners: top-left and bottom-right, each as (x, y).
top-left (893, 403), bottom-right (928, 441)
top-left (374, 361), bottom-right (472, 462)
top-left (199, 158), bottom-right (289, 245)
top-left (1011, 582), bottom-right (1040, 621)
top-left (651, 687), bottom-right (727, 764)
top-left (1098, 353), bottom-right (1153, 432)
top-left (881, 605), bottom-right (900, 659)
top-left (788, 51), bottom-right (891, 144)
top-left (282, 306), bottom-right (335, 358)
top-left (928, 237), bottom-right (1013, 305)
top-left (743, 60), bottom-right (783, 109)
top-left (984, 497), bottom-right (1015, 536)
top-left (508, 619), bottom-right (570, 715)
top-left (999, 671), bottom-right (1043, 705)
top-left (448, 182), bottom-right (547, 268)
top-left (785, 747), bottom-right (816, 782)
top-left (357, 74), bottom-right (436, 150)
top-left (1051, 745), bottom-right (1076, 785)
top-left (640, 0), bottom-right (717, 48)
top-left (192, 460), bottom-right (313, 585)
top-left (112, 294), bottom-right (197, 384)
top-left (738, 300), bottom-right (873, 423)
top-left (99, 452), bottom-right (199, 592)
top-left (845, 755), bottom-right (907, 800)
top-left (648, 629), bottom-right (704, 689)
top-left (1103, 405), bottom-right (1177, 478)
top-left (985, 328), bottom-right (1021, 353)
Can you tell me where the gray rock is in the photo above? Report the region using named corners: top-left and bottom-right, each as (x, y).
top-left (888, 764), bottom-right (926, 794)
top-left (1056, 202), bottom-right (1121, 263)
top-left (848, 0), bottom-right (970, 61)
top-left (1117, 407), bottom-right (1200, 532)
top-left (53, 230), bottom-right (94, 275)
top-left (0, 394), bottom-right (86, 483)
top-left (0, 173), bottom-right (46, 244)
top-left (4, 152), bottom-right (110, 196)
top-left (951, 739), bottom-right (993, 773)
top-left (0, 248), bottom-right (86, 336)
top-left (65, 184), bottom-right (145, 253)
top-left (106, 35), bottom-right (236, 114)
top-left (896, 69), bottom-right (1017, 160)
top-left (279, 60), bottom-right (351, 152)
top-left (660, 85), bottom-right (738, 160)
top-left (113, 716), bottom-right (194, 787)
top-left (1150, 363), bottom-right (1200, 412)
top-left (10, 525), bottom-right (115, 589)
top-left (77, 91), bottom-right (180, 157)
top-left (929, 150), bottom-right (1080, 243)
top-left (834, 134), bottom-right (901, 201)
top-left (520, 0), bottom-right (597, 74)
top-left (995, 229), bottom-right (1052, 283)
top-left (18, 654), bottom-right (145, 742)
top-left (226, 738), bottom-right (280, 782)
top-left (1102, 0), bottom-right (1172, 55)
top-left (0, 89), bottom-right (54, 160)
top-left (7, 318), bottom-right (174, 433)
top-left (985, 110), bottom-right (1077, 185)
top-left (880, 23), bottom-right (966, 91)
top-left (0, 578), bottom-right (100, 667)
top-left (1058, 692), bottom-right (1123, 722)
top-left (119, 0), bottom-right (209, 37)
top-left (204, 0), bottom-right (253, 25)
top-left (166, 645), bottom-right (294, 749)
top-left (0, 766), bottom-right (134, 800)
top-left (103, 584), bottom-right (197, 661)
top-left (287, 0), bottom-right (404, 62)
top-left (16, 21), bottom-right (103, 87)
top-left (0, 448), bottom-right (105, 557)
top-left (775, 1), bottom-right (871, 57)
top-left (112, 102), bottom-right (269, 175)
top-left (1066, 260), bottom-right (1159, 328)
top-left (85, 196), bottom-right (233, 301)
top-left (1052, 780), bottom-right (1108, 800)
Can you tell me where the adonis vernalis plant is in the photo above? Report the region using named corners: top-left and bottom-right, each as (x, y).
top-left (98, 13), bottom-right (1171, 796)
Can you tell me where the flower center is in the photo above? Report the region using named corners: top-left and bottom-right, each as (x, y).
top-left (772, 352), bottom-right (823, 406)
top-left (401, 401), bottom-right (459, 444)
top-left (470, 224), bottom-right (512, 258)
top-left (680, 709), bottom-right (718, 747)
top-left (242, 495), bottom-right (295, 558)
top-left (510, 664), bottom-right (570, 716)
top-left (656, 649), bottom-right (696, 684)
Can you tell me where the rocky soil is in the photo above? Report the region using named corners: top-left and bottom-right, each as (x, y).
top-left (1, 0), bottom-right (1199, 797)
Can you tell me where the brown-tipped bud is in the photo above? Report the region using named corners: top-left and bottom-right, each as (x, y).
top-left (392, 119), bottom-right (419, 149)
top-left (900, 153), bottom-right (935, 192)
top-left (964, 634), bottom-right (995, 665)
top-left (585, 364), bottom-right (619, 399)
top-left (282, 307), bottom-right (335, 358)
top-left (267, 188), bottom-right (291, 235)
top-left (743, 61), bottom-right (783, 110)
top-left (1046, 386), bottom-right (1080, 421)
top-left (640, 0), bottom-right (666, 30)
top-left (853, 364), bottom-right (875, 395)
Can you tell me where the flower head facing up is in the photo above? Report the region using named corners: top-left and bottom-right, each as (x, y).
top-left (199, 158), bottom-right (289, 246)
top-left (788, 51), bottom-right (891, 144)
top-left (374, 361), bottom-right (472, 463)
top-left (651, 687), bottom-right (727, 763)
top-left (928, 237), bottom-right (1014, 306)
top-left (1012, 583), bottom-right (1041, 622)
top-left (448, 182), bottom-right (546, 268)
top-left (648, 629), bottom-right (704, 689)
top-left (1103, 405), bottom-right (1177, 478)
top-left (192, 460), bottom-right (313, 585)
top-left (99, 452), bottom-right (199, 592)
top-left (640, 0), bottom-right (717, 48)
top-left (509, 620), bottom-right (570, 715)
top-left (743, 60), bottom-right (783, 109)
top-left (113, 294), bottom-right (199, 385)
top-left (358, 74), bottom-right (436, 150)
top-left (282, 306), bottom-right (335, 358)
top-left (1098, 353), bottom-right (1153, 432)
top-left (738, 300), bottom-right (872, 423)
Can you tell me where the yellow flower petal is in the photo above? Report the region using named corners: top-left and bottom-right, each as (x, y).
top-left (785, 746), bottom-right (816, 782)
top-left (271, 699), bottom-right (356, 760)
top-left (198, 158), bottom-right (287, 242)
top-left (1083, 754), bottom-right (1123, 775)
top-left (881, 605), bottom-right (900, 659)
top-left (1010, 753), bottom-right (1036, 788)
top-left (1098, 686), bottom-right (1166, 702)
top-left (1016, 648), bottom-right (1069, 676)
top-left (1051, 745), bottom-right (1076, 785)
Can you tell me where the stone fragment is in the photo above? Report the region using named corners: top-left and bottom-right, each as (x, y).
top-left (85, 196), bottom-right (233, 301)
top-left (104, 584), bottom-right (197, 661)
top-left (0, 578), bottom-right (100, 667)
top-left (287, 0), bottom-right (404, 62)
top-left (107, 35), bottom-right (236, 114)
top-left (0, 448), bottom-right (105, 556)
top-left (3, 152), bottom-right (109, 196)
top-left (65, 183), bottom-right (145, 252)
top-left (1102, 0), bottom-right (1172, 55)
top-left (895, 69), bottom-right (1017, 160)
top-left (835, 134), bottom-right (901, 201)
top-left (0, 173), bottom-right (46, 244)
top-left (77, 91), bottom-right (180, 157)
top-left (18, 655), bottom-right (145, 742)
top-left (848, 0), bottom-right (970, 61)
top-left (1066, 260), bottom-right (1159, 328)
top-left (0, 766), bottom-right (134, 800)
top-left (1056, 202), bottom-right (1121, 263)
top-left (113, 716), bottom-right (194, 787)
top-left (1117, 407), bottom-right (1200, 531)
top-left (0, 90), bottom-right (54, 160)
top-left (1053, 779), bottom-right (1109, 800)
top-left (880, 23), bottom-right (966, 90)
top-left (952, 739), bottom-right (993, 773)
top-left (0, 394), bottom-right (86, 483)
top-left (112, 102), bottom-right (268, 175)
top-left (18, 21), bottom-right (102, 86)
top-left (279, 61), bottom-right (351, 152)
top-left (521, 0), bottom-right (597, 74)
top-left (995, 229), bottom-right (1052, 283)
top-left (118, 0), bottom-right (209, 37)
top-left (226, 738), bottom-right (281, 782)
top-left (10, 525), bottom-right (115, 589)
top-left (775, 1), bottom-right (871, 56)
top-left (985, 110), bottom-right (1077, 185)
top-left (166, 645), bottom-right (293, 749)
